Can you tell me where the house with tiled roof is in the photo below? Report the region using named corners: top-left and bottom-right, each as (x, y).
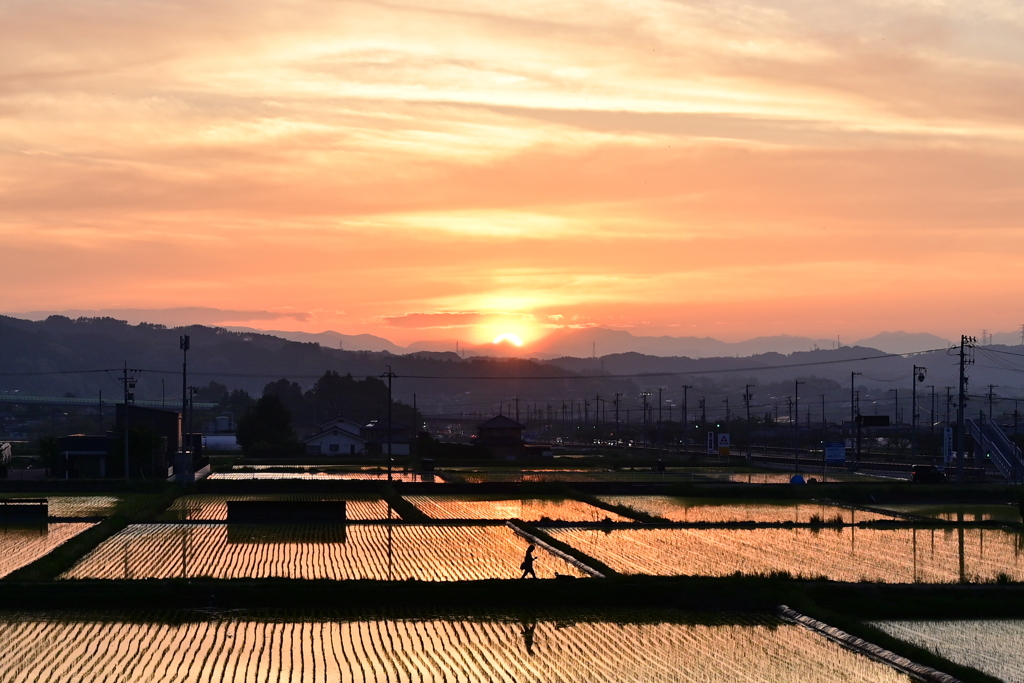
top-left (475, 414), bottom-right (525, 460)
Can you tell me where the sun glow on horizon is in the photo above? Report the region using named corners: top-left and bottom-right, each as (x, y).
top-left (493, 333), bottom-right (523, 346)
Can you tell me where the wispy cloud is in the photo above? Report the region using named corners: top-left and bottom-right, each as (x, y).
top-left (2, 0), bottom-right (1023, 341)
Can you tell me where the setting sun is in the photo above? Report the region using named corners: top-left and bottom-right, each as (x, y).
top-left (493, 333), bottom-right (523, 346)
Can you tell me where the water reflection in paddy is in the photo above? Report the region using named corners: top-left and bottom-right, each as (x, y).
top-left (549, 526), bottom-right (1024, 583)
top-left (60, 523), bottom-right (586, 581)
top-left (0, 612), bottom-right (914, 682)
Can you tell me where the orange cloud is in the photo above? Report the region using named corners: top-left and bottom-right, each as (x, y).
top-left (2, 0), bottom-right (1024, 344)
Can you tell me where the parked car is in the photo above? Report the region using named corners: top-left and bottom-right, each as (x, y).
top-left (912, 465), bottom-right (946, 483)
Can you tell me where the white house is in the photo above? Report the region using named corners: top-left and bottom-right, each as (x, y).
top-left (304, 417), bottom-right (367, 456)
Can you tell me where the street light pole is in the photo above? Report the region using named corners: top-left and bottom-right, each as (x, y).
top-left (912, 365), bottom-right (926, 465)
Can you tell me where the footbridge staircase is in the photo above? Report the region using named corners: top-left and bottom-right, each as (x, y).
top-left (966, 418), bottom-right (1024, 480)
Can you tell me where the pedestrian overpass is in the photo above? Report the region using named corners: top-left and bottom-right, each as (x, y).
top-left (966, 417), bottom-right (1024, 480)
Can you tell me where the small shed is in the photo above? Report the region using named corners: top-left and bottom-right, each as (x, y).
top-left (476, 415), bottom-right (525, 460)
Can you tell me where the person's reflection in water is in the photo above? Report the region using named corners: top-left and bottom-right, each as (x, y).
top-left (520, 620), bottom-right (537, 656)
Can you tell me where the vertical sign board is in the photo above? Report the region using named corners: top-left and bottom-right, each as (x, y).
top-left (824, 442), bottom-right (846, 464)
top-left (942, 427), bottom-right (953, 470)
top-left (717, 433), bottom-right (731, 457)
top-left (707, 432), bottom-right (716, 455)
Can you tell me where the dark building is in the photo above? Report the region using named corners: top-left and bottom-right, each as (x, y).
top-left (54, 434), bottom-right (116, 478)
top-left (115, 404), bottom-right (187, 479)
top-left (475, 415), bottom-right (525, 460)
top-left (116, 405), bottom-right (181, 454)
top-left (362, 419), bottom-right (412, 456)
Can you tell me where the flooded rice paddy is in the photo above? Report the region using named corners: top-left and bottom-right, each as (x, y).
top-left (0, 495), bottom-right (119, 518)
top-left (0, 493), bottom-right (161, 518)
top-left (404, 496), bottom-right (629, 522)
top-left (162, 496), bottom-right (394, 521)
top-left (449, 469), bottom-right (896, 484)
top-left (872, 620), bottom-right (1024, 683)
top-left (596, 496), bottom-right (892, 523)
top-left (875, 504), bottom-right (1022, 524)
top-left (547, 526), bottom-right (1024, 582)
top-left (208, 472), bottom-right (441, 482)
top-left (60, 524), bottom-right (586, 581)
top-left (0, 523), bottom-right (97, 578)
top-left (452, 471), bottom-right (728, 484)
top-left (0, 613), bottom-right (914, 682)
top-left (724, 472), bottom-right (898, 484)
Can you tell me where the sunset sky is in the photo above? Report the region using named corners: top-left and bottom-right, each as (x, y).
top-left (2, 0), bottom-right (1023, 347)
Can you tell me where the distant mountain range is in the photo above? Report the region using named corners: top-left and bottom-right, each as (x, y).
top-left (226, 327), bottom-right (405, 354)
top-left (230, 325), bottom-right (954, 359)
top-left (4, 308), bottom-right (990, 358)
top-left (2, 316), bottom-right (1022, 416)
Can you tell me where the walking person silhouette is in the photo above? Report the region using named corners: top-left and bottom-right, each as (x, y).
top-left (520, 544), bottom-right (537, 579)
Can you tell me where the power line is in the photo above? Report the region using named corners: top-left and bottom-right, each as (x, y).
top-left (0, 347), bottom-right (950, 381)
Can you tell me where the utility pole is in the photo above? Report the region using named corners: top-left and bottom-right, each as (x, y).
top-left (658, 387), bottom-right (664, 426)
top-left (723, 396), bottom-right (730, 423)
top-left (641, 392), bottom-right (652, 446)
top-left (188, 385), bottom-right (197, 474)
top-left (681, 385), bottom-right (692, 452)
top-left (699, 396), bottom-right (706, 424)
top-left (614, 393), bottom-right (621, 434)
top-left (956, 335), bottom-right (976, 484)
top-left (743, 385), bottom-right (753, 457)
top-left (854, 391), bottom-right (861, 462)
top-left (794, 380), bottom-right (805, 472)
top-left (382, 365), bottom-right (396, 482)
top-left (118, 361), bottom-right (139, 483)
top-left (1014, 400), bottom-right (1021, 478)
top-left (945, 387), bottom-right (953, 426)
top-left (926, 385), bottom-right (935, 459)
top-left (179, 335), bottom-right (190, 485)
top-left (987, 385), bottom-right (996, 423)
top-left (851, 372), bottom-right (862, 427)
top-left (820, 393), bottom-right (826, 436)
top-left (912, 365), bottom-right (926, 464)
top-left (515, 396), bottom-right (520, 424)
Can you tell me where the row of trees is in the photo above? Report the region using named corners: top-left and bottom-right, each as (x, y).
top-left (235, 371), bottom-right (420, 456)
